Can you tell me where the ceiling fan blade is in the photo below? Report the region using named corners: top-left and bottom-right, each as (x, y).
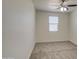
top-left (67, 4), bottom-right (77, 7)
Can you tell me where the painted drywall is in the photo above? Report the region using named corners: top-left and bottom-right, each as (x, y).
top-left (36, 11), bottom-right (69, 42)
top-left (69, 9), bottom-right (77, 45)
top-left (2, 0), bottom-right (36, 59)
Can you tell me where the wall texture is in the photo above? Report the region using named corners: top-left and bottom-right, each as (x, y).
top-left (36, 11), bottom-right (69, 42)
top-left (69, 9), bottom-right (77, 45)
top-left (2, 0), bottom-right (36, 59)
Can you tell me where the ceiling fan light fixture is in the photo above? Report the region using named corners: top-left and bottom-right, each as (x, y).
top-left (60, 7), bottom-right (68, 11)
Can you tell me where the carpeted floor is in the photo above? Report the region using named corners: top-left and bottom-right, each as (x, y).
top-left (30, 41), bottom-right (77, 59)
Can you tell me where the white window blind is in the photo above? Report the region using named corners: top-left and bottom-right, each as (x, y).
top-left (49, 16), bottom-right (59, 32)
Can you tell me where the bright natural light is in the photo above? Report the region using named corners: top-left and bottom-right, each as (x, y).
top-left (49, 16), bottom-right (59, 32)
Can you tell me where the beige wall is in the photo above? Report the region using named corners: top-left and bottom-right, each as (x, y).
top-left (36, 11), bottom-right (69, 42)
top-left (2, 0), bottom-right (36, 59)
top-left (69, 9), bottom-right (77, 45)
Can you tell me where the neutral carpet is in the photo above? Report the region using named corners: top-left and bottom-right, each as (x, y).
top-left (30, 41), bottom-right (77, 59)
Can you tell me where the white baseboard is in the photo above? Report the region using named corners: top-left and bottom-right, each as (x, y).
top-left (69, 40), bottom-right (77, 46)
top-left (28, 42), bottom-right (35, 59)
top-left (36, 40), bottom-right (69, 43)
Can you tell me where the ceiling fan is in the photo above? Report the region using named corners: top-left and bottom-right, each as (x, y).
top-left (58, 0), bottom-right (77, 11)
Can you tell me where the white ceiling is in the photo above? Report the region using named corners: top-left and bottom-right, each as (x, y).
top-left (33, 0), bottom-right (77, 12)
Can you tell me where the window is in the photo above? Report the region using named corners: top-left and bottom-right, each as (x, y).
top-left (49, 16), bottom-right (59, 32)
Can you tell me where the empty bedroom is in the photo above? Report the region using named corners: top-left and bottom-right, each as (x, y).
top-left (2, 0), bottom-right (77, 59)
